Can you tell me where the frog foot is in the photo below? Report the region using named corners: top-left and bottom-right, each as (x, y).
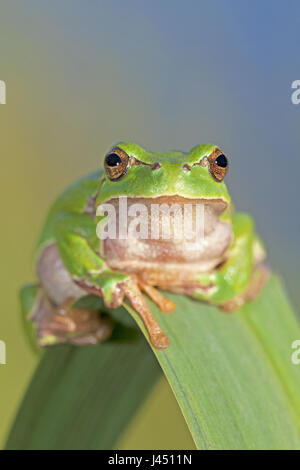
top-left (123, 278), bottom-right (170, 350)
top-left (77, 274), bottom-right (172, 349)
top-left (32, 295), bottom-right (113, 346)
top-left (137, 280), bottom-right (175, 313)
top-left (221, 263), bottom-right (270, 313)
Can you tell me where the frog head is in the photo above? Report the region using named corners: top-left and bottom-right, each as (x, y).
top-left (97, 142), bottom-right (231, 209)
top-left (96, 142), bottom-right (232, 272)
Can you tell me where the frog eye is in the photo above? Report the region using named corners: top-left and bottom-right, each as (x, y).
top-left (104, 147), bottom-right (129, 181)
top-left (207, 149), bottom-right (229, 182)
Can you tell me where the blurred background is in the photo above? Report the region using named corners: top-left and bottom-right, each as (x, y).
top-left (0, 0), bottom-right (300, 449)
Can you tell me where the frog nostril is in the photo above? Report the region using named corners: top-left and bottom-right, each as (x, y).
top-left (182, 164), bottom-right (191, 172)
top-left (151, 162), bottom-right (161, 171)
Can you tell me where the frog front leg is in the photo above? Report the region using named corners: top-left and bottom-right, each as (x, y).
top-left (54, 212), bottom-right (170, 349)
top-left (194, 213), bottom-right (269, 310)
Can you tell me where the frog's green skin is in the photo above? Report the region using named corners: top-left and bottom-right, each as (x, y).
top-left (21, 142), bottom-right (267, 350)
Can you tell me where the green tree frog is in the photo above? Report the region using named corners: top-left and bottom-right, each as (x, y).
top-left (21, 143), bottom-right (269, 350)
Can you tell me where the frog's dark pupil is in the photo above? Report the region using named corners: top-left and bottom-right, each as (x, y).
top-left (215, 154), bottom-right (227, 168)
top-left (106, 153), bottom-right (122, 167)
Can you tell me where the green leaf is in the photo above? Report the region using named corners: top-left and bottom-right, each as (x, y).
top-left (124, 275), bottom-right (300, 449)
top-left (6, 275), bottom-right (300, 449)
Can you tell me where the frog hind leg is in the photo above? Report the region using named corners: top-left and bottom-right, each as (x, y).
top-left (220, 262), bottom-right (270, 312)
top-left (36, 296), bottom-right (113, 346)
top-left (20, 284), bottom-right (113, 347)
top-left (194, 213), bottom-right (270, 311)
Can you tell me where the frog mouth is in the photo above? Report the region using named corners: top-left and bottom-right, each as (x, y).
top-left (101, 195), bottom-right (227, 210)
top-left (138, 195), bottom-right (228, 213)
